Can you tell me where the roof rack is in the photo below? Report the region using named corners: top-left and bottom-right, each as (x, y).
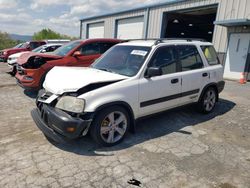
top-left (122, 38), bottom-right (207, 45)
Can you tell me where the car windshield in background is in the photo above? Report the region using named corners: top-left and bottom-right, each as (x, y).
top-left (52, 41), bottom-right (81, 56)
top-left (92, 45), bottom-right (151, 77)
top-left (32, 46), bottom-right (44, 53)
top-left (13, 43), bottom-right (24, 49)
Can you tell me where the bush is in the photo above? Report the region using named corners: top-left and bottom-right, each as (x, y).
top-left (33, 28), bottom-right (77, 40)
top-left (0, 31), bottom-right (20, 50)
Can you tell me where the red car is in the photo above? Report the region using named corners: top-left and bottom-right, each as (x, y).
top-left (0, 41), bottom-right (46, 62)
top-left (15, 39), bottom-right (121, 90)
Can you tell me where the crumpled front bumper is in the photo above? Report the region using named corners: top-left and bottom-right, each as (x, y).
top-left (31, 104), bottom-right (93, 143)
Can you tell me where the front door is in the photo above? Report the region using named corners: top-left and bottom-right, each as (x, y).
top-left (224, 33), bottom-right (250, 80)
top-left (139, 46), bottom-right (182, 117)
top-left (76, 42), bottom-right (101, 67)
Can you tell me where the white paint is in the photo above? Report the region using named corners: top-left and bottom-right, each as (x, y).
top-left (43, 67), bottom-right (128, 95)
top-left (224, 33), bottom-right (250, 80)
top-left (116, 16), bottom-right (144, 39)
top-left (88, 22), bottom-right (104, 39)
top-left (43, 41), bottom-right (224, 119)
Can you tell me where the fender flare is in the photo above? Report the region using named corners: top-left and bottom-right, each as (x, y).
top-left (199, 82), bottom-right (219, 102)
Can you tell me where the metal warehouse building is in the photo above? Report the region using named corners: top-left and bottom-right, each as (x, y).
top-left (80, 0), bottom-right (250, 81)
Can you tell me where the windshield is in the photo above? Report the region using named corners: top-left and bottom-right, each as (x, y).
top-left (92, 45), bottom-right (151, 77)
top-left (32, 46), bottom-right (44, 53)
top-left (51, 41), bottom-right (81, 56)
top-left (13, 43), bottom-right (24, 49)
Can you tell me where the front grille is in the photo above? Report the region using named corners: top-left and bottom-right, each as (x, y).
top-left (0, 51), bottom-right (3, 56)
top-left (39, 92), bottom-right (53, 101)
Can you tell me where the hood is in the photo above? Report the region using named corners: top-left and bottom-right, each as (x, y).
top-left (9, 52), bottom-right (28, 59)
top-left (18, 52), bottom-right (62, 65)
top-left (4, 48), bottom-right (27, 53)
top-left (43, 67), bottom-right (128, 95)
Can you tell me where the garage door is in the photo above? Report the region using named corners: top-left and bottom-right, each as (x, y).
top-left (116, 16), bottom-right (144, 39)
top-left (87, 22), bottom-right (104, 39)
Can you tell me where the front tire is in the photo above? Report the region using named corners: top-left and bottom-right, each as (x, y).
top-left (90, 106), bottom-right (130, 147)
top-left (197, 87), bottom-right (217, 114)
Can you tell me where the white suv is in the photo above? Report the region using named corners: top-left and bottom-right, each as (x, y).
top-left (31, 39), bottom-right (225, 146)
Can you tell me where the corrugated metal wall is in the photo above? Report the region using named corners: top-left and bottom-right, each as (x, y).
top-left (82, 10), bottom-right (147, 39)
top-left (81, 0), bottom-right (250, 53)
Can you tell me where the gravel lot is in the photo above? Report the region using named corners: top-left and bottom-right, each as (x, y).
top-left (0, 63), bottom-right (250, 188)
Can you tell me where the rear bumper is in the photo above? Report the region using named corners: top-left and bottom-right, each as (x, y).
top-left (31, 104), bottom-right (93, 143)
top-left (217, 81), bottom-right (225, 93)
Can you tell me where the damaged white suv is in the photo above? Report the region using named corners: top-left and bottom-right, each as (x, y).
top-left (31, 39), bottom-right (225, 146)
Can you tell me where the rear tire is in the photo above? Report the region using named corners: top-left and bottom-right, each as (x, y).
top-left (90, 106), bottom-right (130, 147)
top-left (197, 87), bottom-right (217, 114)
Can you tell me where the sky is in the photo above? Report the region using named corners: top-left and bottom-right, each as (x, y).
top-left (0, 0), bottom-right (170, 37)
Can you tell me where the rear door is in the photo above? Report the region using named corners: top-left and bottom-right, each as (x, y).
top-left (139, 45), bottom-right (182, 117)
top-left (177, 45), bottom-right (209, 104)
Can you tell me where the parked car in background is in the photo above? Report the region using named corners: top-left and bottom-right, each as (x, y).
top-left (8, 43), bottom-right (63, 76)
top-left (45, 39), bottom-right (71, 44)
top-left (0, 41), bottom-right (46, 62)
top-left (31, 39), bottom-right (225, 146)
top-left (15, 38), bottom-right (122, 90)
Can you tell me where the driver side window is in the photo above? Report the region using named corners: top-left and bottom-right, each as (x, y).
top-left (79, 43), bottom-right (100, 55)
top-left (148, 46), bottom-right (178, 75)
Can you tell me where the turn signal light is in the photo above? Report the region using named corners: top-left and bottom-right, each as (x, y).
top-left (66, 127), bottom-right (76, 132)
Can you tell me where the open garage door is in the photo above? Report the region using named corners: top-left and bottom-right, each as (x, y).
top-left (161, 6), bottom-right (217, 42)
top-left (87, 22), bottom-right (104, 39)
top-left (116, 16), bottom-right (144, 39)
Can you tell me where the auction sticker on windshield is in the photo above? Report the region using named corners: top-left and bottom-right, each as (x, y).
top-left (131, 50), bottom-right (148, 56)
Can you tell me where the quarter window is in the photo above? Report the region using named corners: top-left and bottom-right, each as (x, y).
top-left (201, 46), bottom-right (220, 65)
top-left (148, 46), bottom-right (178, 75)
top-left (177, 45), bottom-right (203, 71)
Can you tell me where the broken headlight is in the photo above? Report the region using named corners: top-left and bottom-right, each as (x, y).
top-left (55, 96), bottom-right (85, 113)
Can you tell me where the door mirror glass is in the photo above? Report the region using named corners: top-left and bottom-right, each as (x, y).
top-left (145, 67), bottom-right (162, 78)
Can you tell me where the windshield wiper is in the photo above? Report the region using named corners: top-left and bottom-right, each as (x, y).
top-left (98, 68), bottom-right (115, 73)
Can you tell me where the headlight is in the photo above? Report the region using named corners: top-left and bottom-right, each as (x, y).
top-left (55, 96), bottom-right (85, 113)
top-left (3, 51), bottom-right (7, 55)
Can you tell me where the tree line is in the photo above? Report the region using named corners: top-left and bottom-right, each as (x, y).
top-left (0, 29), bottom-right (78, 50)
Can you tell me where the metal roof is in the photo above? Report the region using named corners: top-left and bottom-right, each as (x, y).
top-left (214, 19), bottom-right (250, 27)
top-left (80, 0), bottom-right (190, 22)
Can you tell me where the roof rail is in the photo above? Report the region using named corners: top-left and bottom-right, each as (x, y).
top-left (122, 38), bottom-right (207, 45)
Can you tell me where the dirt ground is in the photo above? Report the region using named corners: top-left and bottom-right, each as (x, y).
top-left (0, 63), bottom-right (249, 188)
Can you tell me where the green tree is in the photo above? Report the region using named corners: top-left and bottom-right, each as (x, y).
top-left (33, 28), bottom-right (77, 40)
top-left (0, 31), bottom-right (20, 50)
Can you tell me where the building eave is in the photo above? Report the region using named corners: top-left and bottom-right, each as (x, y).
top-left (80, 0), bottom-right (190, 22)
top-left (214, 19), bottom-right (250, 27)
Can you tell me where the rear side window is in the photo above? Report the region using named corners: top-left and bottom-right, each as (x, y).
top-left (148, 46), bottom-right (178, 75)
top-left (177, 45), bottom-right (203, 71)
top-left (201, 46), bottom-right (219, 65)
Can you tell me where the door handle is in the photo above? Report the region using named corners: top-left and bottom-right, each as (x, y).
top-left (171, 78), bottom-right (179, 84)
top-left (202, 73), bottom-right (208, 77)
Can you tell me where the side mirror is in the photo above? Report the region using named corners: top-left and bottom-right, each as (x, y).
top-left (145, 67), bottom-right (162, 78)
top-left (41, 49), bottom-right (46, 53)
top-left (73, 51), bottom-right (81, 57)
